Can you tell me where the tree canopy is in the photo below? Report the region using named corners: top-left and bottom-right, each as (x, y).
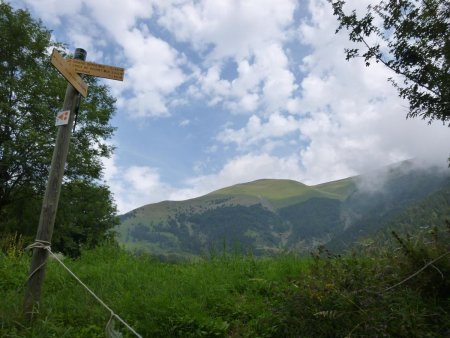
top-left (0, 2), bottom-right (119, 256)
top-left (329, 0), bottom-right (450, 125)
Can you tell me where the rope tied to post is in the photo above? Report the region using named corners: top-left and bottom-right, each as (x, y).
top-left (25, 239), bottom-right (51, 251)
top-left (25, 241), bottom-right (142, 338)
top-left (25, 240), bottom-right (52, 282)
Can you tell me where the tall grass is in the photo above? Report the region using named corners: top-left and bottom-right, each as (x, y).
top-left (1, 243), bottom-right (308, 337)
top-left (1, 223), bottom-right (449, 337)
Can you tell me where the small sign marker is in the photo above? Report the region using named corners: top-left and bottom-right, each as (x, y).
top-left (55, 110), bottom-right (70, 126)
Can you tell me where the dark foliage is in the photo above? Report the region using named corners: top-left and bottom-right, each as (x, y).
top-left (0, 3), bottom-right (119, 257)
top-left (329, 0), bottom-right (450, 125)
top-left (278, 223), bottom-right (450, 337)
top-left (279, 198), bottom-right (341, 242)
top-left (327, 168), bottom-right (450, 251)
top-left (188, 204), bottom-right (283, 254)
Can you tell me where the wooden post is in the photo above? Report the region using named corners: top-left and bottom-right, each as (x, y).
top-left (23, 48), bottom-right (87, 319)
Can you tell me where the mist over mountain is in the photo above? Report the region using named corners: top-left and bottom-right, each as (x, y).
top-left (116, 161), bottom-right (450, 259)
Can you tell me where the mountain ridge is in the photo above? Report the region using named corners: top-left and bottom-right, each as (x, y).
top-left (117, 162), bottom-right (450, 259)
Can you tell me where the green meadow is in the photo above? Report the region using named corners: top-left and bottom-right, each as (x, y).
top-left (1, 225), bottom-right (449, 337)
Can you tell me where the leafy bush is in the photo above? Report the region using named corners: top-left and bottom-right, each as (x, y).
top-left (280, 222), bottom-right (450, 337)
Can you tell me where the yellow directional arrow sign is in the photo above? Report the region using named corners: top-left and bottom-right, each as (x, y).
top-left (50, 49), bottom-right (88, 97)
top-left (66, 59), bottom-right (124, 81)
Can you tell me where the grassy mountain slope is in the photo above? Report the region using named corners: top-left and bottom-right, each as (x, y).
top-left (208, 178), bottom-right (354, 209)
top-left (117, 162), bottom-right (450, 258)
top-left (117, 177), bottom-right (356, 257)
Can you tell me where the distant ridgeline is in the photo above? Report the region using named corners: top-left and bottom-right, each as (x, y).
top-left (117, 161), bottom-right (450, 259)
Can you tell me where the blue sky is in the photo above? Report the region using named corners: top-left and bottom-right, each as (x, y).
top-left (9, 0), bottom-right (450, 213)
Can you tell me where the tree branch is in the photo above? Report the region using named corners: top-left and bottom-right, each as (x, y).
top-left (358, 35), bottom-right (440, 97)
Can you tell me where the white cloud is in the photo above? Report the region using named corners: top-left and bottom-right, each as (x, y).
top-left (179, 119), bottom-right (190, 127)
top-left (156, 0), bottom-right (299, 114)
top-left (182, 153), bottom-right (304, 195)
top-left (218, 113), bottom-right (301, 149)
top-left (157, 0), bottom-right (296, 60)
top-left (91, 3), bottom-right (188, 118)
top-left (218, 43), bottom-right (298, 113)
top-left (17, 0), bottom-right (300, 116)
top-left (193, 43), bottom-right (298, 114)
top-left (19, 0), bottom-right (83, 25)
top-left (82, 0), bottom-right (154, 36)
top-left (16, 0), bottom-right (187, 118)
top-left (292, 0), bottom-right (450, 183)
top-left (103, 153), bottom-right (173, 213)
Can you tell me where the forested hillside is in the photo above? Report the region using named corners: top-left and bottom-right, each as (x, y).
top-left (118, 161), bottom-right (450, 259)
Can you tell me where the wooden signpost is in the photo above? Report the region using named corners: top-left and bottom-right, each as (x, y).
top-left (23, 48), bottom-right (124, 318)
top-left (67, 59), bottom-right (125, 81)
top-left (50, 49), bottom-right (88, 97)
